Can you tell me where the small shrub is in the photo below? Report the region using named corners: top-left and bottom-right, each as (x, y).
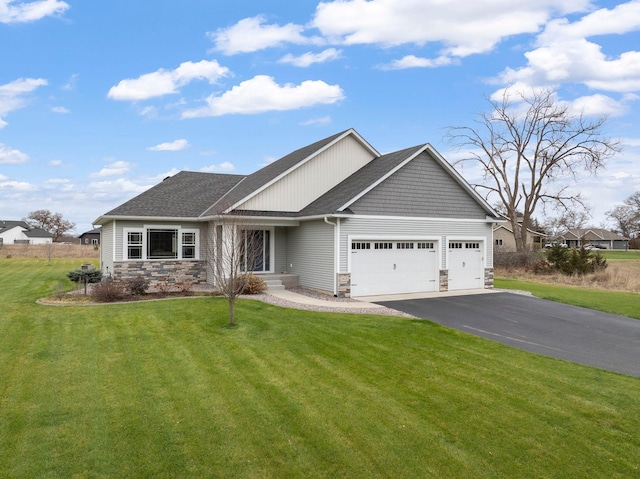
top-left (67, 268), bottom-right (103, 283)
top-left (176, 275), bottom-right (194, 294)
top-left (241, 274), bottom-right (267, 295)
top-left (123, 276), bottom-right (149, 296)
top-left (155, 278), bottom-right (172, 296)
top-left (494, 251), bottom-right (545, 271)
top-left (91, 278), bottom-right (125, 302)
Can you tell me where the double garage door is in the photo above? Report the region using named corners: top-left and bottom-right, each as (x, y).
top-left (350, 240), bottom-right (438, 297)
top-left (350, 239), bottom-right (484, 296)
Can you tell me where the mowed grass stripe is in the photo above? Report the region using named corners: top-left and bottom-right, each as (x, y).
top-left (0, 258), bottom-right (639, 477)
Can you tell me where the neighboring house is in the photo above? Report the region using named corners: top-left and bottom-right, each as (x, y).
top-left (79, 228), bottom-right (101, 246)
top-left (0, 220), bottom-right (53, 245)
top-left (493, 223), bottom-right (546, 252)
top-left (94, 129), bottom-right (502, 297)
top-left (559, 228), bottom-right (629, 250)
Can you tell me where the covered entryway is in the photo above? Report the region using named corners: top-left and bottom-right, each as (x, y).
top-left (447, 240), bottom-right (484, 290)
top-left (350, 240), bottom-right (438, 296)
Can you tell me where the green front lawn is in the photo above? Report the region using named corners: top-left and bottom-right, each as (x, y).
top-left (495, 277), bottom-right (640, 319)
top-left (1, 258), bottom-right (639, 478)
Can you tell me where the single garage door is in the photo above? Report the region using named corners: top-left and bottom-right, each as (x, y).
top-left (350, 240), bottom-right (438, 296)
top-left (448, 241), bottom-right (484, 290)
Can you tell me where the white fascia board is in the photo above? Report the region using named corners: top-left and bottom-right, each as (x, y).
top-left (223, 129), bottom-right (380, 214)
top-left (94, 215), bottom-right (202, 224)
top-left (200, 215), bottom-right (300, 227)
top-left (331, 213), bottom-right (498, 224)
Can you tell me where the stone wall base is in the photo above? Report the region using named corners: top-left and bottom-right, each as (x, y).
top-left (484, 268), bottom-right (494, 289)
top-left (439, 269), bottom-right (449, 292)
top-left (113, 260), bottom-right (206, 287)
top-left (337, 273), bottom-right (351, 298)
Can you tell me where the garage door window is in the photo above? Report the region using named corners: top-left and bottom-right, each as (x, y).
top-left (374, 242), bottom-right (393, 249)
top-left (466, 242), bottom-right (480, 249)
top-left (417, 242), bottom-right (434, 249)
top-left (397, 242), bottom-right (414, 249)
top-left (449, 242), bottom-right (463, 249)
top-left (352, 242), bottom-right (371, 250)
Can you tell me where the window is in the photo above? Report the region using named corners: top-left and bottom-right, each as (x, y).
top-left (466, 242), bottom-right (480, 249)
top-left (495, 239), bottom-right (503, 246)
top-left (241, 229), bottom-right (271, 272)
top-left (417, 242), bottom-right (434, 249)
top-left (449, 242), bottom-right (463, 249)
top-left (352, 242), bottom-right (371, 250)
top-left (397, 242), bottom-right (414, 249)
top-left (182, 232), bottom-right (196, 259)
top-left (127, 231), bottom-right (143, 259)
top-left (124, 226), bottom-right (199, 260)
top-left (148, 229), bottom-right (178, 259)
top-left (374, 242), bottom-right (393, 249)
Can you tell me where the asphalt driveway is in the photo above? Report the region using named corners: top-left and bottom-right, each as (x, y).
top-left (376, 292), bottom-right (640, 377)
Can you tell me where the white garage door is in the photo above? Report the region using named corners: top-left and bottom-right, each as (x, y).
top-left (350, 241), bottom-right (438, 297)
top-left (448, 241), bottom-right (484, 291)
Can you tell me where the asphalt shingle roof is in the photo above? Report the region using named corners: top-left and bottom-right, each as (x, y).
top-left (104, 171), bottom-right (246, 218)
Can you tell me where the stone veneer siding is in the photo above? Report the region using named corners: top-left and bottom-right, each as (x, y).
top-left (439, 270), bottom-right (449, 292)
top-left (337, 273), bottom-right (351, 298)
top-left (484, 268), bottom-right (494, 289)
top-left (113, 260), bottom-right (206, 287)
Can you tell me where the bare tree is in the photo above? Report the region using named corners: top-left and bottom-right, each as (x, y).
top-left (447, 87), bottom-right (619, 252)
top-left (25, 209), bottom-right (75, 241)
top-left (545, 209), bottom-right (590, 238)
top-left (208, 216), bottom-right (263, 326)
top-left (607, 191), bottom-right (640, 238)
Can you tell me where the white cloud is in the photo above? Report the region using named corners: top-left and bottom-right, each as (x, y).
top-left (0, 0), bottom-right (69, 24)
top-left (51, 105), bottom-right (69, 114)
top-left (45, 177), bottom-right (74, 192)
top-left (0, 179), bottom-right (37, 191)
top-left (62, 73), bottom-right (78, 90)
top-left (88, 178), bottom-right (150, 195)
top-left (182, 75), bottom-right (344, 118)
top-left (91, 160), bottom-right (132, 178)
top-left (210, 15), bottom-right (315, 55)
top-left (108, 60), bottom-right (230, 101)
top-left (311, 0), bottom-right (591, 57)
top-left (278, 48), bottom-right (341, 67)
top-left (0, 143), bottom-right (29, 164)
top-left (301, 116), bottom-right (332, 126)
top-left (0, 77), bottom-right (47, 126)
top-left (565, 94), bottom-right (628, 117)
top-left (49, 159), bottom-right (62, 166)
top-left (147, 168), bottom-right (181, 183)
top-left (147, 139), bottom-right (189, 151)
top-left (201, 161), bottom-right (235, 172)
top-left (498, 2), bottom-right (640, 93)
top-left (380, 54), bottom-right (455, 70)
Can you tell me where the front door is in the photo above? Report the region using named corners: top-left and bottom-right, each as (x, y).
top-left (242, 229), bottom-right (271, 273)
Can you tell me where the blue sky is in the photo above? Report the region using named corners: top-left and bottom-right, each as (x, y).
top-left (1, 0), bottom-right (639, 234)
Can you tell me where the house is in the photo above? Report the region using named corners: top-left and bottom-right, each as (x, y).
top-left (559, 228), bottom-right (629, 250)
top-left (93, 129), bottom-right (502, 297)
top-left (493, 222), bottom-right (546, 251)
top-left (79, 228), bottom-right (101, 246)
top-left (0, 220), bottom-right (53, 245)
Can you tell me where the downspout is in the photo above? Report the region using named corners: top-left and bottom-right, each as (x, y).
top-left (324, 216), bottom-right (338, 296)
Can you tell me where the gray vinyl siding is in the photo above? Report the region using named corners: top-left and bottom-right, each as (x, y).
top-left (100, 221), bottom-right (114, 274)
top-left (339, 217), bottom-right (493, 271)
top-left (350, 151), bottom-right (487, 219)
top-left (286, 219), bottom-right (335, 293)
top-left (274, 226), bottom-right (288, 273)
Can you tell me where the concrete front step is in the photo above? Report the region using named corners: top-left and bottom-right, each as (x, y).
top-left (263, 279), bottom-right (285, 291)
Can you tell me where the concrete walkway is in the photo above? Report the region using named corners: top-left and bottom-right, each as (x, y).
top-left (266, 288), bottom-right (499, 309)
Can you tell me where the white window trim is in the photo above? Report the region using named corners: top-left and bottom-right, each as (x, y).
top-left (122, 225), bottom-right (200, 261)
